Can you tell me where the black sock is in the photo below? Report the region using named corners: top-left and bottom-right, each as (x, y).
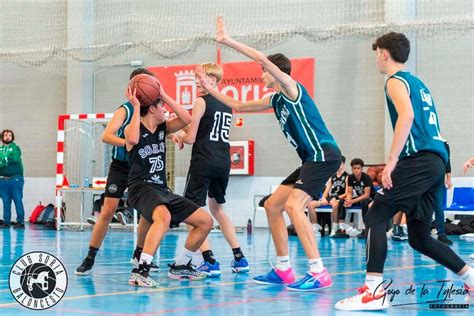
top-left (134, 247), bottom-right (143, 260)
top-left (232, 247), bottom-right (244, 261)
top-left (202, 250), bottom-right (216, 265)
top-left (87, 246), bottom-right (99, 259)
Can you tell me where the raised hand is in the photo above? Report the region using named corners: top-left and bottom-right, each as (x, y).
top-left (195, 65), bottom-right (212, 92)
top-left (216, 16), bottom-right (228, 44)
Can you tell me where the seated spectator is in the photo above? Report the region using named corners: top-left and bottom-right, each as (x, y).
top-left (307, 156), bottom-right (348, 236)
top-left (335, 158), bottom-right (373, 239)
top-left (0, 130), bottom-right (25, 229)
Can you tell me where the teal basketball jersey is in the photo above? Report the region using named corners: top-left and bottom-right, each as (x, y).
top-left (111, 102), bottom-right (134, 162)
top-left (385, 70), bottom-right (448, 163)
top-left (270, 82), bottom-right (340, 162)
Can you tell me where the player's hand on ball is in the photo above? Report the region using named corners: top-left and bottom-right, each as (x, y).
top-left (126, 87), bottom-right (140, 108)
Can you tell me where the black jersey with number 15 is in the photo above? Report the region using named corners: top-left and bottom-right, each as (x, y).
top-left (128, 122), bottom-right (168, 189)
top-left (189, 94), bottom-right (232, 177)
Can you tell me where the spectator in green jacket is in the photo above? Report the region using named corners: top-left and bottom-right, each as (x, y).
top-left (0, 130), bottom-right (25, 228)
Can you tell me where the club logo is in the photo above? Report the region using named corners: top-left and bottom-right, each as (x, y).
top-left (175, 70), bottom-right (196, 107)
top-left (9, 252), bottom-right (68, 310)
top-left (108, 184), bottom-right (118, 193)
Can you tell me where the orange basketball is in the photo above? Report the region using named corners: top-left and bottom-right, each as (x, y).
top-left (128, 74), bottom-right (161, 106)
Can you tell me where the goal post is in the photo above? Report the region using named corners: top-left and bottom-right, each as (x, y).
top-left (54, 112), bottom-right (177, 230)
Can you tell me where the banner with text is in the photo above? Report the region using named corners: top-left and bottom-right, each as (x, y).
top-left (148, 58), bottom-right (315, 112)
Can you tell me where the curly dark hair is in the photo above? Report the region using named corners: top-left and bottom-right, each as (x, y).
top-left (350, 158), bottom-right (364, 168)
top-left (1, 129), bottom-right (15, 142)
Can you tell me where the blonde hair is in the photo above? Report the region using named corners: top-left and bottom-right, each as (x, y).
top-left (201, 62), bottom-right (223, 83)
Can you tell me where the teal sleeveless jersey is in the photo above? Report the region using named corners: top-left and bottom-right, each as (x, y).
top-left (385, 70), bottom-right (448, 163)
top-left (270, 82), bottom-right (340, 162)
top-left (111, 102), bottom-right (134, 162)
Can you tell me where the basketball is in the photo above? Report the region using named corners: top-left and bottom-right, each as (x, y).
top-left (128, 74), bottom-right (161, 106)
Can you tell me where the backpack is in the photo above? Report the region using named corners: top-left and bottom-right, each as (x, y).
top-left (45, 203), bottom-right (66, 229)
top-left (29, 203), bottom-right (47, 224)
top-left (38, 204), bottom-right (55, 224)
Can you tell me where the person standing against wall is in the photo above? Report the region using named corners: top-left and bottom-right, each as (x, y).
top-left (0, 130), bottom-right (25, 229)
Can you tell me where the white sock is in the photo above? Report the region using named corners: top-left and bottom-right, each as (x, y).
top-left (332, 223), bottom-right (339, 231)
top-left (275, 255), bottom-right (291, 271)
top-left (176, 248), bottom-right (195, 266)
top-left (365, 275), bottom-right (384, 292)
top-left (191, 250), bottom-right (202, 266)
top-left (460, 267), bottom-right (474, 288)
top-left (308, 258), bottom-right (325, 274)
top-left (139, 253), bottom-right (153, 265)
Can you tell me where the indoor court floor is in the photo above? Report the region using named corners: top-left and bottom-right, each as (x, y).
top-left (1, 227), bottom-right (473, 315)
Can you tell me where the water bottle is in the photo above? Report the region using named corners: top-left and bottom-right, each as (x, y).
top-left (84, 177), bottom-right (89, 188)
top-left (247, 219), bottom-right (253, 235)
top-left (324, 224), bottom-right (330, 237)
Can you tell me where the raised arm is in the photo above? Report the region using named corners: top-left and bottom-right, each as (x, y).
top-left (196, 65), bottom-right (271, 112)
top-left (216, 16), bottom-right (298, 99)
top-left (178, 97), bottom-right (206, 145)
top-left (102, 107), bottom-right (128, 147)
top-left (159, 85), bottom-right (192, 133)
top-left (124, 87), bottom-right (141, 150)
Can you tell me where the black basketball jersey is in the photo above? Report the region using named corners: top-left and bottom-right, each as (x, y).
top-left (348, 173), bottom-right (372, 198)
top-left (189, 94), bottom-right (232, 177)
top-left (128, 122), bottom-right (167, 189)
top-left (329, 171), bottom-right (349, 198)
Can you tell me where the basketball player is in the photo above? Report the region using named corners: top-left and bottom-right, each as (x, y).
top-left (336, 32), bottom-right (474, 310)
top-left (75, 69), bottom-right (180, 275)
top-left (196, 17), bottom-right (342, 291)
top-left (125, 86), bottom-right (212, 287)
top-left (338, 158), bottom-right (373, 239)
top-left (306, 156), bottom-right (348, 236)
top-left (176, 62), bottom-right (249, 277)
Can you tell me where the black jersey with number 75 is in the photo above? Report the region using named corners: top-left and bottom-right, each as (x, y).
top-left (128, 122), bottom-right (168, 189)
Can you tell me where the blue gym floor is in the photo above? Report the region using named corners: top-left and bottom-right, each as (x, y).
top-left (1, 226), bottom-right (473, 315)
